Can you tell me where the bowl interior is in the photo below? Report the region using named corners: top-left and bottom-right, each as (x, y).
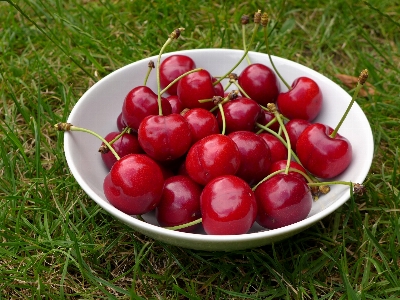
top-left (64, 49), bottom-right (373, 251)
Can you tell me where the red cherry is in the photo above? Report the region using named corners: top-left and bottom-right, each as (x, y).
top-left (116, 112), bottom-right (127, 132)
top-left (254, 173), bottom-right (312, 229)
top-left (237, 63), bottom-right (280, 106)
top-left (276, 77), bottom-right (322, 121)
top-left (200, 175), bottom-right (257, 235)
top-left (166, 95), bottom-right (184, 114)
top-left (185, 134), bottom-right (241, 185)
top-left (259, 133), bottom-right (288, 164)
top-left (103, 154), bottom-right (164, 215)
top-left (268, 160), bottom-right (307, 183)
top-left (216, 97), bottom-right (262, 134)
top-left (122, 86), bottom-right (172, 130)
top-left (183, 108), bottom-right (220, 144)
top-left (177, 69), bottom-right (222, 110)
top-left (156, 175), bottom-right (202, 232)
top-left (283, 119), bottom-right (311, 152)
top-left (296, 123), bottom-right (352, 178)
top-left (138, 114), bottom-right (192, 161)
top-left (101, 131), bottom-right (143, 170)
top-left (160, 55), bottom-right (196, 95)
top-left (228, 131), bottom-right (271, 185)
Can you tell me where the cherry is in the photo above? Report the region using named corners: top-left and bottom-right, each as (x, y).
top-left (296, 123), bottom-right (352, 178)
top-left (228, 131), bottom-right (271, 185)
top-left (160, 55), bottom-right (196, 95)
top-left (283, 118), bottom-right (311, 152)
top-left (138, 113), bottom-right (192, 161)
top-left (258, 133), bottom-right (288, 164)
top-left (254, 173), bottom-right (312, 229)
top-left (182, 108), bottom-right (220, 144)
top-left (216, 97), bottom-right (261, 134)
top-left (200, 175), bottom-right (257, 235)
top-left (237, 63), bottom-right (280, 106)
top-left (103, 154), bottom-right (164, 215)
top-left (116, 112), bottom-right (127, 132)
top-left (166, 95), bottom-right (184, 114)
top-left (122, 86), bottom-right (172, 130)
top-left (101, 131), bottom-right (143, 170)
top-left (276, 77), bottom-right (322, 121)
top-left (156, 175), bottom-right (202, 232)
top-left (268, 160), bottom-right (307, 183)
top-left (177, 69), bottom-right (223, 110)
top-left (185, 134), bottom-right (241, 185)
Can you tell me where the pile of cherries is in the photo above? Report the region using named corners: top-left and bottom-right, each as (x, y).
top-left (60, 18), bottom-right (367, 235)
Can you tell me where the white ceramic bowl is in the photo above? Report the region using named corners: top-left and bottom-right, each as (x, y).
top-left (64, 49), bottom-right (373, 251)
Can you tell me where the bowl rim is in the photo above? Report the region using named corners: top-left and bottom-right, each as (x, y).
top-left (65, 48), bottom-right (374, 249)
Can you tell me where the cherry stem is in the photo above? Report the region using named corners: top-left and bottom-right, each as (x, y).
top-left (330, 69), bottom-right (368, 138)
top-left (108, 126), bottom-right (130, 145)
top-left (212, 12), bottom-right (260, 87)
top-left (242, 23), bottom-right (251, 65)
top-left (156, 28), bottom-right (185, 115)
top-left (263, 22), bottom-right (291, 90)
top-left (218, 103), bottom-right (226, 135)
top-left (54, 122), bottom-right (120, 160)
top-left (144, 60), bottom-right (155, 86)
top-left (268, 103), bottom-right (292, 174)
top-left (159, 68), bottom-right (203, 95)
top-left (165, 218), bottom-right (203, 231)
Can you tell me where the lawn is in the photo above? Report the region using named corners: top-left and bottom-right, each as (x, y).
top-left (0, 0), bottom-right (399, 299)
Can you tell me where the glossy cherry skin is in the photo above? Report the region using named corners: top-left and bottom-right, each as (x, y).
top-left (185, 134), bottom-right (241, 186)
top-left (268, 160), bottom-right (308, 183)
top-left (258, 133), bottom-right (288, 164)
top-left (177, 69), bottom-right (223, 110)
top-left (283, 119), bottom-right (311, 152)
top-left (296, 123), bottom-right (352, 178)
top-left (228, 131), bottom-right (271, 185)
top-left (160, 55), bottom-right (196, 95)
top-left (103, 154), bottom-right (164, 215)
top-left (156, 175), bottom-right (202, 232)
top-left (166, 95), bottom-right (184, 114)
top-left (122, 86), bottom-right (172, 130)
top-left (101, 131), bottom-right (143, 170)
top-left (200, 175), bottom-right (257, 235)
top-left (237, 63), bottom-right (280, 106)
top-left (276, 77), bottom-right (322, 121)
top-left (254, 173), bottom-right (312, 229)
top-left (183, 108), bottom-right (220, 144)
top-left (216, 97), bottom-right (262, 134)
top-left (138, 114), bottom-right (192, 162)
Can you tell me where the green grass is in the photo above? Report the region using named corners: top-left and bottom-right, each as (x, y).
top-left (1, 0), bottom-right (399, 298)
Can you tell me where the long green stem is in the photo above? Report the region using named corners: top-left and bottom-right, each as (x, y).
top-left (165, 218), bottom-right (203, 231)
top-left (55, 123), bottom-right (120, 160)
top-left (263, 23), bottom-right (291, 90)
top-left (218, 103), bottom-right (226, 135)
top-left (330, 70), bottom-right (368, 138)
top-left (213, 23), bottom-right (260, 86)
top-left (270, 105), bottom-right (292, 174)
top-left (242, 24), bottom-right (251, 65)
top-left (156, 38), bottom-right (173, 115)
